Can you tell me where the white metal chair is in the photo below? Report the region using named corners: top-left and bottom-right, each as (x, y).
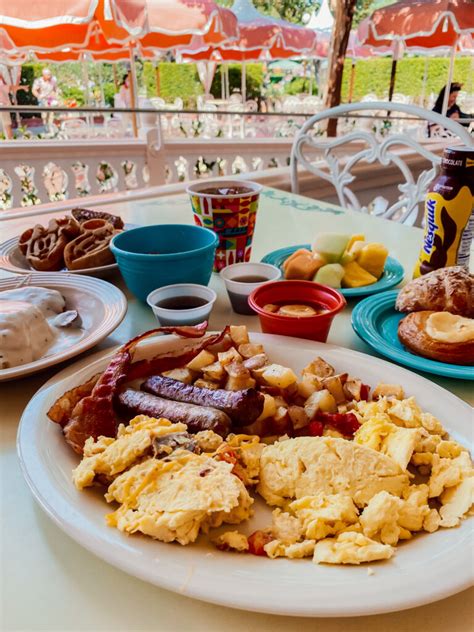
top-left (290, 101), bottom-right (473, 225)
top-left (60, 118), bottom-right (90, 139)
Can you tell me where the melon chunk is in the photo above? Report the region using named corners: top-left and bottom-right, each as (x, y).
top-left (342, 261), bottom-right (378, 288)
top-left (312, 233), bottom-right (350, 263)
top-left (356, 243), bottom-right (389, 279)
top-left (314, 263), bottom-right (345, 288)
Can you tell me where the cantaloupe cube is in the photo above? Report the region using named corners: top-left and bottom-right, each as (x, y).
top-left (342, 261), bottom-right (378, 288)
top-left (356, 243), bottom-right (389, 279)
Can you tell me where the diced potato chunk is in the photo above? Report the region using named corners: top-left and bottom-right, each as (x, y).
top-left (304, 389), bottom-right (337, 418)
top-left (343, 378), bottom-right (362, 402)
top-left (230, 325), bottom-right (249, 346)
top-left (243, 353), bottom-right (268, 371)
top-left (238, 343), bottom-right (265, 358)
top-left (261, 364), bottom-right (298, 389)
top-left (298, 374), bottom-right (323, 399)
top-left (194, 379), bottom-right (220, 390)
top-left (186, 350), bottom-right (216, 371)
top-left (322, 374), bottom-right (347, 404)
top-left (274, 406), bottom-right (289, 423)
top-left (202, 361), bottom-right (225, 381)
top-left (372, 383), bottom-right (405, 400)
top-left (257, 394), bottom-right (277, 421)
top-left (224, 361), bottom-right (251, 379)
top-left (218, 347), bottom-right (243, 366)
top-left (303, 357), bottom-right (335, 378)
top-left (225, 375), bottom-right (256, 391)
top-left (288, 405), bottom-right (309, 430)
top-left (162, 368), bottom-right (195, 384)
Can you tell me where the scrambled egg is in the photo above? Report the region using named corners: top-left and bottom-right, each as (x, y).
top-left (73, 393), bottom-right (473, 565)
top-left (73, 416), bottom-right (253, 545)
top-left (258, 436), bottom-right (409, 508)
top-left (313, 532), bottom-right (394, 565)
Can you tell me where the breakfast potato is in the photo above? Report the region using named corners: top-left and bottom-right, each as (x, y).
top-left (372, 383), bottom-right (405, 400)
top-left (238, 343), bottom-right (265, 359)
top-left (257, 394), bottom-right (278, 421)
top-left (288, 405), bottom-right (309, 430)
top-left (343, 378), bottom-right (363, 402)
top-left (304, 389), bottom-right (337, 418)
top-left (186, 350), bottom-right (216, 371)
top-left (322, 374), bottom-right (348, 404)
top-left (303, 357), bottom-right (335, 379)
top-left (230, 325), bottom-right (250, 346)
top-left (224, 361), bottom-right (251, 379)
top-left (243, 353), bottom-right (268, 371)
top-left (162, 368), bottom-right (195, 384)
top-left (218, 347), bottom-right (243, 366)
top-left (194, 379), bottom-right (220, 390)
top-left (298, 374), bottom-right (323, 399)
top-left (202, 361), bottom-right (226, 382)
top-left (225, 375), bottom-right (257, 391)
top-left (261, 364), bottom-right (298, 389)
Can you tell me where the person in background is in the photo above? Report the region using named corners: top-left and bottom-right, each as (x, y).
top-left (32, 68), bottom-right (59, 129)
top-left (0, 75), bottom-right (29, 139)
top-left (428, 82), bottom-right (472, 136)
top-left (114, 72), bottom-right (132, 132)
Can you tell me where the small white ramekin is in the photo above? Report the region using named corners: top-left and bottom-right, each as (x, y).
top-left (146, 283), bottom-right (217, 326)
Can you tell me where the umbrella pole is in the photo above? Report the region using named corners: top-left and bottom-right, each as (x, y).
top-left (98, 62), bottom-right (105, 107)
top-left (421, 56), bottom-right (429, 107)
top-left (220, 64), bottom-right (225, 99)
top-left (129, 44), bottom-right (139, 137)
top-left (388, 58), bottom-right (397, 101)
top-left (441, 41), bottom-right (457, 117)
top-left (348, 59), bottom-right (356, 103)
top-left (241, 61), bottom-right (246, 102)
top-left (112, 63), bottom-right (118, 91)
top-left (155, 62), bottom-right (161, 97)
top-left (308, 59), bottom-right (313, 95)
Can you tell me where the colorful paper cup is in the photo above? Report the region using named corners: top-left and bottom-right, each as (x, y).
top-left (187, 179), bottom-right (263, 272)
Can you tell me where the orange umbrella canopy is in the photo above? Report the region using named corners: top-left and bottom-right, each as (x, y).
top-left (0, 0), bottom-right (238, 53)
top-left (358, 0), bottom-right (474, 48)
top-left (180, 0), bottom-right (317, 62)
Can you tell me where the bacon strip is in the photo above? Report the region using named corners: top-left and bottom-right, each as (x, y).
top-left (55, 323), bottom-right (213, 454)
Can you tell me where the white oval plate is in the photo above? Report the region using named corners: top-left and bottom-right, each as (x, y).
top-left (17, 333), bottom-right (473, 617)
top-left (0, 273), bottom-right (127, 381)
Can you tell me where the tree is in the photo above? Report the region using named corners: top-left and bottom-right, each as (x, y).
top-left (216, 0), bottom-right (315, 24)
top-left (324, 0), bottom-right (357, 136)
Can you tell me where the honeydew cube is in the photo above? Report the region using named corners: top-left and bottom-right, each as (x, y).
top-left (312, 233), bottom-right (350, 263)
top-left (313, 263), bottom-right (345, 288)
top-left (356, 243), bottom-right (389, 279)
top-left (261, 364), bottom-right (298, 389)
top-left (342, 261), bottom-right (378, 288)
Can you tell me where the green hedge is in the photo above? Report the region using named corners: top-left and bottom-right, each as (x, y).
top-left (210, 63), bottom-right (264, 100)
top-left (151, 62), bottom-right (203, 107)
top-left (341, 57), bottom-right (473, 101)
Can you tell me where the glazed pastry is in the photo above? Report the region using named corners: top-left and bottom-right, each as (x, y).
top-left (398, 311), bottom-right (474, 365)
top-left (71, 207), bottom-right (124, 230)
top-left (63, 219), bottom-right (119, 270)
top-left (395, 266), bottom-right (473, 317)
top-left (19, 218), bottom-right (80, 271)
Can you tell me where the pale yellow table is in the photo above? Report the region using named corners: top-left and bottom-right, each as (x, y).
top-left (1, 188), bottom-right (472, 631)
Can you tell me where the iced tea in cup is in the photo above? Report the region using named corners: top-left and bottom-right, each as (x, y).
top-left (186, 180), bottom-right (263, 272)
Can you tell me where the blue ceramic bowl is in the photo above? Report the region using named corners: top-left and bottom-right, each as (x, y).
top-left (110, 224), bottom-right (219, 301)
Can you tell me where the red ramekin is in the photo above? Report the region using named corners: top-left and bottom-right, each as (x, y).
top-left (248, 280), bottom-right (346, 342)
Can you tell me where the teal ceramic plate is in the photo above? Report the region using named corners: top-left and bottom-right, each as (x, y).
top-left (352, 290), bottom-right (474, 380)
top-left (261, 244), bottom-right (404, 297)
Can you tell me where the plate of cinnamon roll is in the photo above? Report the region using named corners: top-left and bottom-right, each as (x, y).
top-left (352, 267), bottom-right (474, 379)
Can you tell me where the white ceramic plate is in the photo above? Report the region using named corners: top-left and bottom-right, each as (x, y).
top-left (0, 236), bottom-right (120, 278)
top-left (17, 333), bottom-right (473, 617)
top-left (0, 273), bottom-right (127, 381)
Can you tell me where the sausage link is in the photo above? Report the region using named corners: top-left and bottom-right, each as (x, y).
top-left (116, 388), bottom-right (231, 437)
top-left (142, 375), bottom-right (264, 425)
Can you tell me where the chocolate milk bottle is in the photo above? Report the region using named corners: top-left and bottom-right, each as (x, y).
top-left (413, 146), bottom-right (474, 278)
